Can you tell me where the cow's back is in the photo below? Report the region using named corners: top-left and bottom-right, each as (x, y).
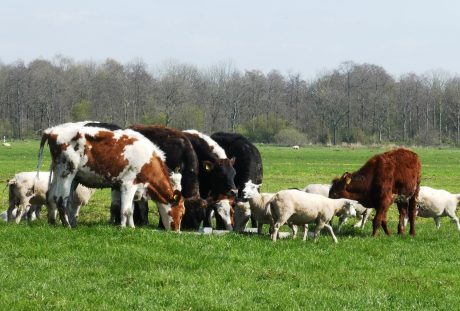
top-left (211, 132), bottom-right (263, 194)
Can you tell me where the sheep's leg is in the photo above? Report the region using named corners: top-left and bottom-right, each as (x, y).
top-left (360, 209), bottom-right (370, 229)
top-left (337, 216), bottom-right (347, 233)
top-left (34, 205), bottom-right (42, 220)
top-left (120, 184), bottom-right (137, 228)
top-left (434, 216), bottom-right (441, 229)
top-left (27, 204), bottom-right (38, 222)
top-left (313, 222), bottom-right (324, 242)
top-left (302, 224), bottom-right (309, 241)
top-left (290, 224), bottom-right (298, 238)
top-left (444, 208), bottom-right (460, 230)
top-left (324, 223), bottom-right (338, 243)
top-left (271, 222), bottom-right (282, 242)
top-left (15, 202), bottom-right (29, 224)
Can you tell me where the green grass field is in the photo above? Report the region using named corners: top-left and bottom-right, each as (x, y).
top-left (1, 141), bottom-right (460, 310)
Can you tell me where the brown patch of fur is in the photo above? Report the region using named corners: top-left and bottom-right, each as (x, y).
top-left (83, 132), bottom-right (136, 179)
top-left (135, 156), bottom-right (186, 231)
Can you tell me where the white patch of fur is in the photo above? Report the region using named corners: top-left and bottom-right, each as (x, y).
top-left (183, 129), bottom-right (227, 159)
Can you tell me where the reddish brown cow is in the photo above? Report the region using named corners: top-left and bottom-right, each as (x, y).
top-left (37, 122), bottom-right (185, 230)
top-left (329, 148), bottom-right (421, 236)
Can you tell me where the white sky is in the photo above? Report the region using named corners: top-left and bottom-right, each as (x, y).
top-left (1, 0), bottom-right (460, 78)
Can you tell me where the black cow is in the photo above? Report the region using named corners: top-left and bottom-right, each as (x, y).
top-left (128, 125), bottom-right (207, 230)
top-left (211, 132), bottom-right (263, 228)
top-left (182, 130), bottom-right (237, 229)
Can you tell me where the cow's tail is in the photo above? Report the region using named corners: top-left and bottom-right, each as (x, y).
top-left (36, 134), bottom-right (49, 180)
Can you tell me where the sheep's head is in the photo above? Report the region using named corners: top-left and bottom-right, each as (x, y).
top-left (242, 180), bottom-right (261, 199)
top-left (233, 201), bottom-right (251, 232)
top-left (342, 200), bottom-right (357, 217)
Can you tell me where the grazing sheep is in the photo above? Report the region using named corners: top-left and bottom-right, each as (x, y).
top-left (269, 190), bottom-right (357, 243)
top-left (292, 145), bottom-right (300, 150)
top-left (7, 171), bottom-right (94, 223)
top-left (405, 186), bottom-right (460, 230)
top-left (303, 183), bottom-right (370, 231)
top-left (241, 180), bottom-right (275, 234)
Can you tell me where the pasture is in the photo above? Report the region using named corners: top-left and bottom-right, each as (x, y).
top-left (1, 141), bottom-right (460, 310)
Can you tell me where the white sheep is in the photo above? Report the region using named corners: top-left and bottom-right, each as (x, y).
top-left (7, 171), bottom-right (94, 223)
top-left (406, 186), bottom-right (460, 230)
top-left (241, 180), bottom-right (276, 234)
top-left (233, 201), bottom-right (251, 232)
top-left (303, 183), bottom-right (370, 231)
top-left (269, 190), bottom-right (357, 243)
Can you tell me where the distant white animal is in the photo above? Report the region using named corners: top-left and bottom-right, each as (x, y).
top-left (7, 171), bottom-right (95, 224)
top-left (292, 145), bottom-right (300, 150)
top-left (3, 136), bottom-right (11, 147)
top-left (269, 190), bottom-right (357, 243)
top-left (303, 183), bottom-right (370, 231)
top-left (404, 186), bottom-right (460, 230)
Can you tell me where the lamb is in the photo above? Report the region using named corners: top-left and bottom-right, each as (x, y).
top-left (303, 183), bottom-right (370, 231)
top-left (406, 186), bottom-right (460, 230)
top-left (240, 180), bottom-right (275, 234)
top-left (7, 171), bottom-right (94, 223)
top-left (269, 190), bottom-right (357, 243)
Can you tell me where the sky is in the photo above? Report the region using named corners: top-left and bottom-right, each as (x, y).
top-left (1, 0), bottom-right (460, 78)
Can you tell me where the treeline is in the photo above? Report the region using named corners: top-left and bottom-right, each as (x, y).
top-left (1, 56), bottom-right (460, 146)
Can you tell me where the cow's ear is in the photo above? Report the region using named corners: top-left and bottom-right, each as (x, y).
top-left (345, 174), bottom-right (352, 185)
top-left (229, 157), bottom-right (236, 166)
top-left (203, 161), bottom-right (214, 172)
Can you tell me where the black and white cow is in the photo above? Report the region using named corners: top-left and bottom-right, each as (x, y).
top-left (183, 130), bottom-right (237, 230)
top-left (211, 132), bottom-right (263, 228)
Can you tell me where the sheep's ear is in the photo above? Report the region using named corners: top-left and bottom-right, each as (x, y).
top-left (174, 166), bottom-right (180, 173)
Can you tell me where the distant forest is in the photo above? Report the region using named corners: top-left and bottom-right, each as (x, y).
top-left (1, 56), bottom-right (460, 146)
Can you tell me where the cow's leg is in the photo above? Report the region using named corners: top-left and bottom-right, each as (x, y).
top-left (109, 189), bottom-right (121, 225)
top-left (381, 209), bottom-right (392, 236)
top-left (257, 222), bottom-right (264, 235)
top-left (250, 214), bottom-right (257, 228)
top-left (66, 180), bottom-right (78, 228)
top-left (120, 185), bottom-right (137, 228)
top-left (133, 199), bottom-right (149, 226)
top-left (397, 202), bottom-right (408, 234)
top-left (408, 195), bottom-right (417, 236)
top-left (203, 206), bottom-right (213, 228)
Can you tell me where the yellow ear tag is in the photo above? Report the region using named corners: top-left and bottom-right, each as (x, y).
top-left (205, 163), bottom-right (212, 171)
top-left (345, 176), bottom-right (352, 184)
top-left (173, 194), bottom-right (179, 202)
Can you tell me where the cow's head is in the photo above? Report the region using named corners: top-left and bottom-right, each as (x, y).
top-left (168, 190), bottom-right (185, 232)
top-left (181, 196), bottom-right (207, 230)
top-left (329, 172), bottom-right (352, 199)
top-left (207, 193), bottom-right (236, 230)
top-left (242, 180), bottom-right (261, 200)
top-left (203, 157), bottom-right (237, 196)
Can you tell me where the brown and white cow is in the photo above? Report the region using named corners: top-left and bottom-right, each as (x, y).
top-left (37, 122), bottom-right (185, 230)
top-left (329, 148), bottom-right (421, 236)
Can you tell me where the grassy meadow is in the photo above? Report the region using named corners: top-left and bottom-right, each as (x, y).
top-left (1, 141), bottom-right (460, 310)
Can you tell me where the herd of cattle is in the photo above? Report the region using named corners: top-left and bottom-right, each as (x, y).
top-left (3, 121), bottom-right (460, 242)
